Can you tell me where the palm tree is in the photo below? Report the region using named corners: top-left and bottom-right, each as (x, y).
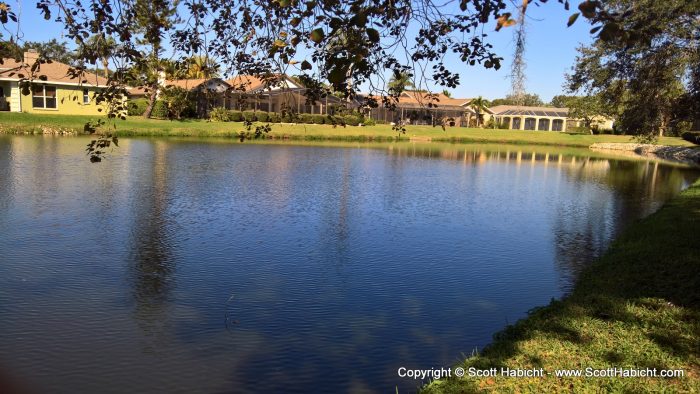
top-left (442, 89), bottom-right (452, 98)
top-left (82, 35), bottom-right (117, 78)
top-left (387, 72), bottom-right (414, 93)
top-left (469, 96), bottom-right (489, 127)
top-left (185, 55), bottom-right (220, 79)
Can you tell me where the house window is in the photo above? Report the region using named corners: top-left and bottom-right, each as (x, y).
top-left (512, 117), bottom-right (521, 129)
top-left (524, 117), bottom-right (536, 130)
top-left (0, 86), bottom-right (4, 97)
top-left (83, 89), bottom-right (90, 104)
top-left (32, 85), bottom-right (57, 109)
top-left (552, 119), bottom-right (564, 131)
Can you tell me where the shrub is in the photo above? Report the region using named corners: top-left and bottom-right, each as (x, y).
top-left (160, 86), bottom-right (194, 119)
top-left (228, 111), bottom-right (243, 122)
top-left (673, 120), bottom-right (692, 136)
top-left (281, 113), bottom-right (295, 123)
top-left (364, 117), bottom-right (376, 126)
top-left (568, 125), bottom-right (591, 134)
top-left (151, 100), bottom-right (169, 119)
top-left (127, 98), bottom-right (149, 117)
top-left (242, 111), bottom-right (257, 122)
top-left (268, 113), bottom-right (281, 123)
top-left (484, 119), bottom-right (508, 129)
top-left (681, 131), bottom-right (700, 145)
top-left (256, 112), bottom-right (269, 122)
top-left (299, 114), bottom-right (314, 124)
top-left (311, 114), bottom-right (325, 124)
top-left (210, 107), bottom-right (230, 122)
top-left (344, 114), bottom-right (362, 126)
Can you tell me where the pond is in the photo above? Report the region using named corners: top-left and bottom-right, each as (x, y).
top-left (0, 135), bottom-right (698, 393)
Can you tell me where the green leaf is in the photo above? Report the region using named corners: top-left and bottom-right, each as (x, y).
top-left (567, 12), bottom-right (579, 27)
top-left (301, 60), bottom-right (312, 70)
top-left (328, 66), bottom-right (347, 84)
top-left (366, 28), bottom-right (379, 43)
top-left (310, 28), bottom-right (325, 43)
top-left (578, 1), bottom-right (597, 18)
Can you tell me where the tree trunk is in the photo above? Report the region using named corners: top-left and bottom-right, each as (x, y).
top-left (659, 112), bottom-right (668, 137)
top-left (143, 85), bottom-right (158, 119)
top-left (102, 57), bottom-right (109, 79)
top-left (143, 47), bottom-right (161, 119)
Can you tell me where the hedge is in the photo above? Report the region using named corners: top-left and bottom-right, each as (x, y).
top-left (208, 109), bottom-right (370, 126)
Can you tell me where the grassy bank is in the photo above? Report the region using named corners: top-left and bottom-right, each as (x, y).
top-left (423, 180), bottom-right (700, 393)
top-left (0, 112), bottom-right (693, 148)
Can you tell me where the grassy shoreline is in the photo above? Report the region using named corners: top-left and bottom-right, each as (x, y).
top-left (423, 179), bottom-right (700, 393)
top-left (0, 112), bottom-right (693, 148)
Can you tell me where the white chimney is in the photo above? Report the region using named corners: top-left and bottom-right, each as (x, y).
top-left (24, 49), bottom-right (39, 66)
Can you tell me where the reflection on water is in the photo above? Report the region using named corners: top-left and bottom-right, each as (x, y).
top-left (128, 141), bottom-right (177, 353)
top-left (0, 135), bottom-right (697, 393)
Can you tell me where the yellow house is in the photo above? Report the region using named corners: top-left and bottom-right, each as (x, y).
top-left (0, 50), bottom-right (108, 115)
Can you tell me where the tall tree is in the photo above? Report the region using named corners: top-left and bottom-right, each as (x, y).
top-left (566, 95), bottom-right (609, 134)
top-left (387, 72), bottom-right (415, 94)
top-left (469, 96), bottom-right (489, 127)
top-left (550, 94), bottom-right (576, 108)
top-left (133, 0), bottom-right (179, 119)
top-left (490, 93), bottom-right (543, 107)
top-left (566, 0), bottom-right (700, 139)
top-left (76, 35), bottom-right (117, 78)
top-left (182, 55), bottom-right (220, 79)
top-left (22, 39), bottom-right (74, 64)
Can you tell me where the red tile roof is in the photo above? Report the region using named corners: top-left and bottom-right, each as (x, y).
top-left (0, 54), bottom-right (108, 87)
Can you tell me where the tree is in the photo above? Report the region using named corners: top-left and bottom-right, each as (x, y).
top-left (160, 86), bottom-right (192, 119)
top-left (22, 39), bottom-right (74, 65)
top-left (566, 95), bottom-right (609, 134)
top-left (80, 35), bottom-right (117, 78)
top-left (0, 38), bottom-right (74, 64)
top-left (387, 72), bottom-right (414, 94)
top-left (182, 55), bottom-right (220, 79)
top-left (550, 94), bottom-right (577, 108)
top-left (566, 0), bottom-right (700, 139)
top-left (490, 93), bottom-right (544, 107)
top-left (132, 0), bottom-right (180, 119)
top-left (469, 96), bottom-right (489, 127)
top-left (442, 89), bottom-right (452, 98)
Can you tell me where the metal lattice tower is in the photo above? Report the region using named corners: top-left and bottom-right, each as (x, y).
top-left (510, 0), bottom-right (528, 106)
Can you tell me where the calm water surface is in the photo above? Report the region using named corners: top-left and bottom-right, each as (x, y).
top-left (0, 136), bottom-right (698, 393)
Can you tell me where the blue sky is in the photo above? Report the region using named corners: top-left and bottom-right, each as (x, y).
top-left (12, 2), bottom-right (592, 102)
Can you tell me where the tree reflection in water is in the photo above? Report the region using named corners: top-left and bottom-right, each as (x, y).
top-left (553, 159), bottom-right (696, 291)
top-left (127, 141), bottom-right (176, 352)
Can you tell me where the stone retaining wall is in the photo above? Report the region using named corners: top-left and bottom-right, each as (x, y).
top-left (590, 143), bottom-right (700, 167)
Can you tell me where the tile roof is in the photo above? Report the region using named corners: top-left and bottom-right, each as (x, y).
top-left (364, 91), bottom-right (477, 111)
top-left (226, 75), bottom-right (267, 91)
top-left (0, 55), bottom-right (108, 87)
top-left (165, 78), bottom-right (209, 90)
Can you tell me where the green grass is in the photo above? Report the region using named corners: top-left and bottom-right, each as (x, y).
top-left (422, 179), bottom-right (700, 393)
top-left (0, 112), bottom-right (693, 148)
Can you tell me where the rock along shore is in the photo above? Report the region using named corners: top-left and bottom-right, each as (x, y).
top-left (590, 143), bottom-right (700, 167)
